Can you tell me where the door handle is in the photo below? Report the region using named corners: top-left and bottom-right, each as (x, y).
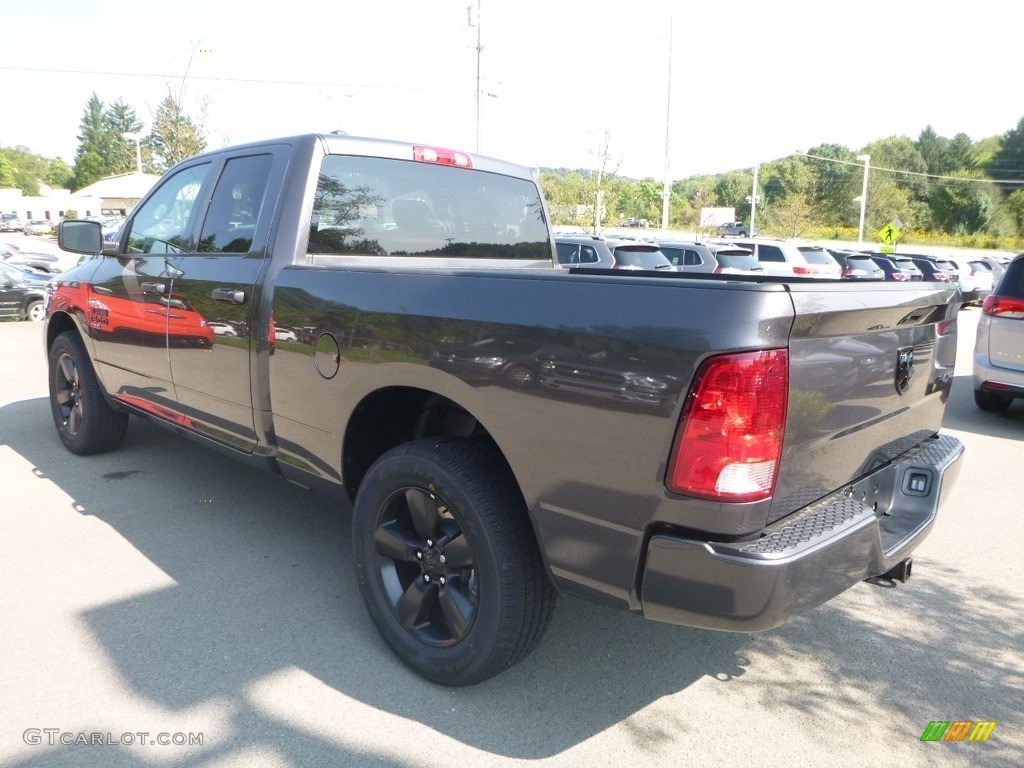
top-left (212, 288), bottom-right (246, 304)
top-left (140, 282), bottom-right (166, 294)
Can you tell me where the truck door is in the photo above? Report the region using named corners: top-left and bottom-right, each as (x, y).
top-left (88, 162), bottom-right (212, 415)
top-left (165, 149), bottom-right (285, 453)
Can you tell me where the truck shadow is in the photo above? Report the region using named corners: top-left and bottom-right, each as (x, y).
top-left (4, 395), bottom-right (1020, 765)
top-left (941, 374), bottom-right (1024, 439)
top-left (2, 396), bottom-right (746, 764)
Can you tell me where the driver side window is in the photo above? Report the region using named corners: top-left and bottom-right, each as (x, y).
top-left (126, 163), bottom-right (211, 254)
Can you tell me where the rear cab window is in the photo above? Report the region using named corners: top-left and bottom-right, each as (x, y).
top-left (307, 154), bottom-right (550, 266)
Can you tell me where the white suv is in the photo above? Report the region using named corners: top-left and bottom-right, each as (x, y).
top-left (973, 252), bottom-right (1024, 411)
top-left (728, 238), bottom-right (840, 278)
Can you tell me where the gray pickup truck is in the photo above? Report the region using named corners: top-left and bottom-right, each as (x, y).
top-left (46, 133), bottom-right (963, 685)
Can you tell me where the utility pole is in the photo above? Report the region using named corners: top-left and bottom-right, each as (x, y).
top-left (661, 18), bottom-right (673, 231)
top-left (856, 154), bottom-right (871, 247)
top-left (469, 0), bottom-right (483, 153)
top-left (749, 162), bottom-right (759, 234)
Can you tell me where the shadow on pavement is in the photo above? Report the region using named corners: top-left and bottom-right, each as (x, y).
top-left (5, 387), bottom-right (1019, 766)
top-left (2, 396), bottom-right (747, 765)
top-left (941, 374), bottom-right (1024, 439)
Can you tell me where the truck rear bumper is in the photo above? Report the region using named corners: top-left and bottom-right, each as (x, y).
top-left (640, 433), bottom-right (964, 631)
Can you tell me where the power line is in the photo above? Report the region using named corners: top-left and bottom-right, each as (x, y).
top-left (797, 151), bottom-right (1024, 184)
top-left (0, 64), bottom-right (451, 93)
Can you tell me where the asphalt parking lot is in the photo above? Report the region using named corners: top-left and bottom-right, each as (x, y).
top-left (0, 307), bottom-right (1021, 768)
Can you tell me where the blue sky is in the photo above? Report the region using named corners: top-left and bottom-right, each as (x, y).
top-left (2, 0), bottom-right (1020, 179)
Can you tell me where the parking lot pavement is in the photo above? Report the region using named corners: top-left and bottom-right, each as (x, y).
top-left (1, 310), bottom-right (1021, 768)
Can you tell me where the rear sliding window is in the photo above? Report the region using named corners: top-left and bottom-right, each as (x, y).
top-left (307, 155), bottom-right (549, 260)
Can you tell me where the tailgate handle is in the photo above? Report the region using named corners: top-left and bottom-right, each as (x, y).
top-left (212, 288), bottom-right (246, 304)
top-left (140, 282), bottom-right (166, 294)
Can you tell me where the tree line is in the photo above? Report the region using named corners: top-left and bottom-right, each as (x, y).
top-left (4, 98), bottom-right (1024, 243)
top-left (540, 117), bottom-right (1024, 242)
top-left (0, 88), bottom-right (206, 194)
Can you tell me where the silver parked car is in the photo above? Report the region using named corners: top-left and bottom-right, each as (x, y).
top-left (554, 236), bottom-right (673, 271)
top-left (973, 252), bottom-right (1024, 411)
top-left (656, 241), bottom-right (762, 274)
top-left (728, 238), bottom-right (840, 278)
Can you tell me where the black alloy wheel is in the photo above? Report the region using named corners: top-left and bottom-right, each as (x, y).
top-left (48, 331), bottom-right (129, 454)
top-left (372, 485), bottom-right (480, 646)
top-left (352, 438), bottom-right (555, 686)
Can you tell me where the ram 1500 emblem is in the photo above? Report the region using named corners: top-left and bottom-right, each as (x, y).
top-left (895, 347), bottom-right (915, 395)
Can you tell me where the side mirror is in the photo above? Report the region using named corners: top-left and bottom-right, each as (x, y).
top-left (58, 220), bottom-right (104, 255)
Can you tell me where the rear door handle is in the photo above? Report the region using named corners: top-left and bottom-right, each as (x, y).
top-left (140, 282), bottom-right (166, 294)
top-left (212, 288), bottom-right (246, 304)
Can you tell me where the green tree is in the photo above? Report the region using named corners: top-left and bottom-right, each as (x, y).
top-left (149, 90), bottom-right (207, 173)
top-left (45, 158), bottom-right (74, 190)
top-left (988, 116), bottom-right (1024, 193)
top-left (764, 190), bottom-right (815, 237)
top-left (929, 172), bottom-right (998, 233)
top-left (806, 144), bottom-right (859, 225)
top-left (1002, 190), bottom-right (1024, 235)
top-left (971, 135), bottom-right (1002, 169)
top-left (0, 146), bottom-right (54, 196)
top-left (72, 93), bottom-right (116, 190)
top-left (862, 135), bottom-right (928, 201)
top-left (104, 99), bottom-right (144, 174)
top-left (0, 153), bottom-right (15, 188)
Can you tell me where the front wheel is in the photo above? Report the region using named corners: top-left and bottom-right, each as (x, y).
top-left (26, 300), bottom-right (45, 322)
top-left (352, 438), bottom-right (555, 685)
top-left (48, 331), bottom-right (129, 454)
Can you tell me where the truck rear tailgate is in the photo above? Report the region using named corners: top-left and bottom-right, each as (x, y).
top-left (770, 283), bottom-right (958, 523)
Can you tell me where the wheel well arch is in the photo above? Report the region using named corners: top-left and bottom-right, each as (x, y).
top-left (342, 386), bottom-right (510, 502)
top-left (46, 311), bottom-right (80, 349)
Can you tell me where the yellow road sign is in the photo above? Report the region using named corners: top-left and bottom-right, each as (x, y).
top-left (878, 222), bottom-right (902, 244)
top-left (879, 244), bottom-right (895, 254)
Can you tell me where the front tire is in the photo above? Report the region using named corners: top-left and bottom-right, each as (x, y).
top-left (48, 331), bottom-right (129, 454)
top-left (974, 389), bottom-right (1013, 412)
top-left (352, 438), bottom-right (555, 685)
top-left (26, 300), bottom-right (45, 322)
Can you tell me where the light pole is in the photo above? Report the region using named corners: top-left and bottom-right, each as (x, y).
top-left (123, 132), bottom-right (144, 173)
top-left (748, 162), bottom-right (760, 234)
top-left (856, 153), bottom-right (870, 247)
top-left (661, 18), bottom-right (673, 231)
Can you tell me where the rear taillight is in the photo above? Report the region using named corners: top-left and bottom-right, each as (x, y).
top-left (844, 268), bottom-right (866, 277)
top-left (936, 318), bottom-right (957, 335)
top-left (892, 272), bottom-right (910, 281)
top-left (933, 273), bottom-right (951, 281)
top-left (982, 295), bottom-right (1024, 319)
top-left (412, 145), bottom-right (473, 168)
top-left (792, 266), bottom-right (816, 275)
top-left (666, 349), bottom-right (788, 502)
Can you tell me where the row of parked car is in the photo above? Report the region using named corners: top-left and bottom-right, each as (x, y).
top-left (553, 233), bottom-right (1024, 413)
top-left (553, 234), bottom-right (1009, 305)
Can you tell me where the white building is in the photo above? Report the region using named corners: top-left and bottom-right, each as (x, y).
top-left (0, 171), bottom-right (160, 222)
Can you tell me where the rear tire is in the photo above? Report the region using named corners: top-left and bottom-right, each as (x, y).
top-left (974, 389), bottom-right (1013, 412)
top-left (352, 438), bottom-right (555, 685)
top-left (48, 331), bottom-right (129, 454)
